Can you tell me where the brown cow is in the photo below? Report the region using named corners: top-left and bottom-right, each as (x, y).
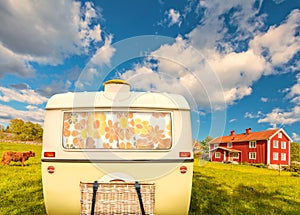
top-left (1, 151), bottom-right (35, 167)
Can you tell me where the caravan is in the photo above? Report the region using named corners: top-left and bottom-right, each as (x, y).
top-left (42, 80), bottom-right (193, 214)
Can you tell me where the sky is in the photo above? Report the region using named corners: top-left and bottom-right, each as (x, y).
top-left (0, 0), bottom-right (300, 142)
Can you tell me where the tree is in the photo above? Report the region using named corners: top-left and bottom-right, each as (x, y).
top-left (200, 136), bottom-right (213, 154)
top-left (10, 119), bottom-right (25, 136)
top-left (291, 142), bottom-right (300, 162)
top-left (9, 119), bottom-right (43, 141)
top-left (193, 136), bottom-right (213, 160)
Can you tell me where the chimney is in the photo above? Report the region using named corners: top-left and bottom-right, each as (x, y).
top-left (246, 128), bottom-right (251, 134)
top-left (230, 130), bottom-right (235, 136)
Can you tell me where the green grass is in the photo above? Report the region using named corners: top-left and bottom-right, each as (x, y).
top-left (0, 142), bottom-right (46, 215)
top-left (1, 143), bottom-right (300, 215)
top-left (189, 160), bottom-right (300, 215)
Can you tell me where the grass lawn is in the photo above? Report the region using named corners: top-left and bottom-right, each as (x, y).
top-left (1, 142), bottom-right (300, 215)
top-left (190, 160), bottom-right (300, 215)
top-left (0, 142), bottom-right (46, 215)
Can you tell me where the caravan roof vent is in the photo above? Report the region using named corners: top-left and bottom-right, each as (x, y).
top-left (103, 79), bottom-right (131, 100)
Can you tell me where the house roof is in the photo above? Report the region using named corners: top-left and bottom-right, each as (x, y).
top-left (209, 128), bottom-right (291, 144)
top-left (209, 146), bottom-right (241, 153)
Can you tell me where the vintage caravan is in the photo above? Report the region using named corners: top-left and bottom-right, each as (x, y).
top-left (42, 80), bottom-right (194, 215)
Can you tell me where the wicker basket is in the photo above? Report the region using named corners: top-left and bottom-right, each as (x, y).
top-left (80, 181), bottom-right (155, 215)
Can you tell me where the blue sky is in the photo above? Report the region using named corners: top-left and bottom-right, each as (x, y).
top-left (0, 0), bottom-right (300, 141)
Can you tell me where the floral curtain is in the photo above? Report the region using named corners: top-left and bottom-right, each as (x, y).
top-left (63, 111), bottom-right (172, 150)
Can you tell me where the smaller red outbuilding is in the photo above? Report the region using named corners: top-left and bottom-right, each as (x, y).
top-left (209, 128), bottom-right (292, 166)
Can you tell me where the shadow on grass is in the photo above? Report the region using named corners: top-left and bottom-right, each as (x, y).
top-left (189, 172), bottom-right (300, 215)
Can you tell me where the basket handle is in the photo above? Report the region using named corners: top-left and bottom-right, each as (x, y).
top-left (135, 181), bottom-right (146, 215)
top-left (91, 181), bottom-right (98, 215)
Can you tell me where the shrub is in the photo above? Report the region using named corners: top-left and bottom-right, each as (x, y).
top-left (284, 164), bottom-right (300, 172)
top-left (291, 172), bottom-right (300, 177)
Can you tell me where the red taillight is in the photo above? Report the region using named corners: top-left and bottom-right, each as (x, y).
top-left (179, 152), bottom-right (191, 158)
top-left (44, 151), bottom-right (55, 157)
top-left (180, 166), bottom-right (188, 174)
top-left (47, 166), bottom-right (55, 174)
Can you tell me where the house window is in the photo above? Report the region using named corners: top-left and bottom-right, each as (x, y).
top-left (249, 141), bottom-right (256, 148)
top-left (278, 132), bottom-right (282, 138)
top-left (227, 142), bottom-right (232, 148)
top-left (233, 152), bottom-right (239, 158)
top-left (273, 140), bottom-right (278, 148)
top-left (215, 152), bottom-right (221, 158)
top-left (214, 144), bottom-right (219, 149)
top-left (273, 152), bottom-right (278, 160)
top-left (281, 141), bottom-right (286, 149)
top-left (281, 153), bottom-right (286, 161)
top-left (249, 152), bottom-right (256, 159)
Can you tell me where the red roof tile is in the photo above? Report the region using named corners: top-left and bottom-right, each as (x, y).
top-left (209, 129), bottom-right (280, 144)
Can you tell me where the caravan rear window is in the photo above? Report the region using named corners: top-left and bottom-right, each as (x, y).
top-left (62, 111), bottom-right (172, 150)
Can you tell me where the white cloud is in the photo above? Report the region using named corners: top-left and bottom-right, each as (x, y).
top-left (244, 111), bottom-right (264, 119)
top-left (229, 119), bottom-right (237, 123)
top-left (286, 73), bottom-right (300, 105)
top-left (261, 97), bottom-right (268, 102)
top-left (292, 132), bottom-right (300, 142)
top-left (0, 44), bottom-right (35, 78)
top-left (90, 35), bottom-right (115, 66)
top-left (188, 0), bottom-right (264, 50)
top-left (0, 86), bottom-right (48, 105)
top-left (167, 9), bottom-right (181, 27)
top-left (0, 104), bottom-right (45, 124)
top-left (37, 79), bottom-right (72, 97)
top-left (250, 9), bottom-right (300, 74)
top-left (257, 73), bottom-right (300, 127)
top-left (258, 107), bottom-right (300, 127)
top-left (0, 0), bottom-right (105, 77)
top-left (120, 35), bottom-right (266, 110)
top-left (120, 3), bottom-right (300, 114)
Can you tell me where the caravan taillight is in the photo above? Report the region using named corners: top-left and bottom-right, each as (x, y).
top-left (47, 166), bottom-right (55, 174)
top-left (179, 152), bottom-right (191, 158)
top-left (44, 152), bottom-right (56, 157)
top-left (180, 166), bottom-right (188, 174)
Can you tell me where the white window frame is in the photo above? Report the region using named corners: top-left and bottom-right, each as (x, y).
top-left (249, 141), bottom-right (256, 148)
top-left (249, 152), bottom-right (256, 159)
top-left (214, 143), bottom-right (219, 149)
top-left (281, 153), bottom-right (286, 161)
top-left (281, 141), bottom-right (286, 149)
top-left (273, 140), bottom-right (278, 148)
top-left (215, 152), bottom-right (221, 158)
top-left (273, 152), bottom-right (278, 160)
top-left (227, 142), bottom-right (232, 148)
top-left (278, 132), bottom-right (282, 138)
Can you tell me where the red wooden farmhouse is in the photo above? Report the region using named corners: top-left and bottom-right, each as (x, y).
top-left (209, 128), bottom-right (292, 166)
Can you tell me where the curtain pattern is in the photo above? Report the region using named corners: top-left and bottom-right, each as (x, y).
top-left (62, 111), bottom-right (172, 150)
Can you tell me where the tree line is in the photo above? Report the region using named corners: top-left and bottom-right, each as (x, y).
top-left (0, 119), bottom-right (43, 142)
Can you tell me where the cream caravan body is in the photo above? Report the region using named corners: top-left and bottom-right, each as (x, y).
top-left (42, 80), bottom-right (193, 215)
